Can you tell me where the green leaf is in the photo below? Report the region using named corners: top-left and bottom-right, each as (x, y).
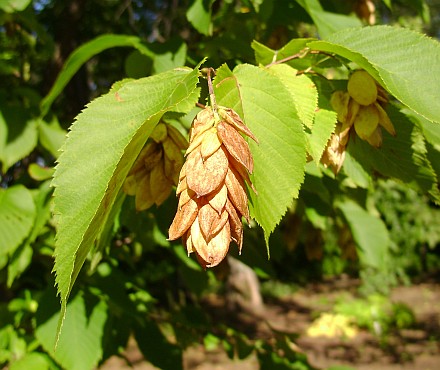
top-left (214, 64), bottom-right (307, 245)
top-left (342, 151), bottom-right (371, 189)
top-left (152, 40), bottom-right (187, 74)
top-left (52, 65), bottom-right (201, 345)
top-left (0, 107), bottom-right (38, 172)
top-left (7, 244), bottom-right (33, 288)
top-left (38, 117), bottom-right (67, 158)
top-left (308, 26), bottom-right (440, 123)
top-left (9, 352), bottom-right (50, 370)
top-left (338, 199), bottom-right (389, 270)
top-left (416, 114), bottom-right (440, 201)
top-left (40, 34), bottom-right (155, 116)
top-left (0, 185), bottom-right (36, 258)
top-left (414, 110), bottom-right (440, 151)
top-left (307, 108), bottom-right (336, 164)
top-left (7, 181), bottom-right (52, 287)
top-left (296, 0), bottom-right (362, 38)
top-left (28, 163), bottom-right (54, 181)
top-left (0, 0), bottom-right (31, 12)
top-left (186, 0), bottom-right (214, 36)
top-left (36, 291), bottom-right (108, 370)
top-left (134, 320), bottom-right (183, 370)
top-left (347, 106), bottom-right (439, 201)
top-left (252, 38), bottom-right (312, 66)
top-left (265, 63), bottom-right (334, 164)
top-left (267, 64), bottom-right (318, 129)
top-left (10, 353), bottom-right (50, 370)
top-left (125, 50), bottom-right (152, 78)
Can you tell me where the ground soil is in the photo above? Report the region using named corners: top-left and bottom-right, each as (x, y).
top-left (100, 277), bottom-right (440, 370)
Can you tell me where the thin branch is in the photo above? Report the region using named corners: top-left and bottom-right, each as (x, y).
top-left (265, 47), bottom-right (310, 68)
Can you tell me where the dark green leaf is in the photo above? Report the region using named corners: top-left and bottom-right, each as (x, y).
top-left (40, 34), bottom-right (155, 116)
top-left (0, 185), bottom-right (36, 258)
top-left (134, 320), bottom-right (183, 370)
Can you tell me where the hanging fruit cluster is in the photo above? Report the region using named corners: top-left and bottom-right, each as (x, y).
top-left (123, 122), bottom-right (188, 210)
top-left (168, 106), bottom-right (258, 268)
top-left (322, 70), bottom-right (396, 173)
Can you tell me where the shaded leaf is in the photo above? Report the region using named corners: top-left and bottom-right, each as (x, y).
top-left (0, 185), bottom-right (35, 258)
top-left (347, 106), bottom-right (439, 201)
top-left (297, 0), bottom-right (362, 38)
top-left (40, 34), bottom-right (155, 116)
top-left (36, 291), bottom-right (108, 370)
top-left (0, 107), bottom-right (38, 172)
top-left (37, 117), bottom-right (66, 158)
top-left (187, 0), bottom-right (214, 36)
top-left (338, 199), bottom-right (389, 270)
top-left (134, 320), bottom-right (183, 370)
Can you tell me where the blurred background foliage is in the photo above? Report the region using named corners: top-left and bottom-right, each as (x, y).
top-left (1, 0), bottom-right (440, 369)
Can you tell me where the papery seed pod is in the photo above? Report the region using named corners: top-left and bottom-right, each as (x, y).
top-left (354, 104), bottom-right (380, 140)
top-left (123, 174), bottom-right (137, 196)
top-left (331, 91), bottom-right (350, 123)
top-left (207, 184), bottom-right (227, 214)
top-left (150, 122), bottom-right (168, 143)
top-left (374, 102), bottom-right (396, 136)
top-left (168, 196), bottom-right (198, 239)
top-left (348, 70), bottom-right (378, 106)
top-left (168, 106), bottom-right (257, 268)
top-left (200, 128), bottom-right (222, 160)
top-left (143, 143), bottom-right (163, 172)
top-left (346, 98), bottom-right (360, 127)
top-left (217, 121), bottom-right (254, 173)
top-left (135, 171), bottom-right (154, 211)
top-left (326, 69), bottom-right (396, 158)
top-left (123, 121), bottom-right (187, 210)
top-left (354, 0), bottom-right (376, 25)
top-left (218, 107), bottom-right (258, 143)
top-left (366, 126), bottom-right (383, 148)
top-left (186, 145), bottom-right (229, 197)
top-left (321, 128), bottom-right (346, 174)
top-left (167, 125), bottom-right (189, 150)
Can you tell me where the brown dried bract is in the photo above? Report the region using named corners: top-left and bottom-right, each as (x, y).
top-left (168, 107), bottom-right (257, 268)
top-left (322, 70), bottom-right (395, 173)
top-left (123, 122), bottom-right (188, 210)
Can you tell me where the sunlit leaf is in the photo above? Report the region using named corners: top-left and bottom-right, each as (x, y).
top-left (309, 26), bottom-right (440, 123)
top-left (214, 64), bottom-right (307, 245)
top-left (52, 65), bottom-right (201, 344)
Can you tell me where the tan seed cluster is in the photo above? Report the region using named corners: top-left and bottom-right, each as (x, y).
top-left (124, 122), bottom-right (188, 210)
top-left (168, 107), bottom-right (258, 268)
top-left (322, 70), bottom-right (395, 173)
